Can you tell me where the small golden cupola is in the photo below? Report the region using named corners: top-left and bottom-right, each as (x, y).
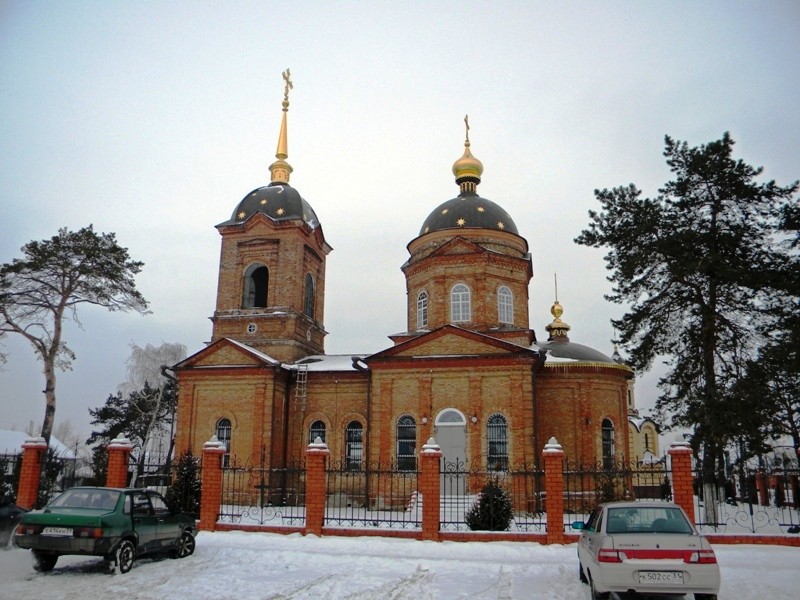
top-left (452, 114), bottom-right (484, 193)
top-left (545, 276), bottom-right (572, 341)
top-left (269, 68), bottom-right (294, 184)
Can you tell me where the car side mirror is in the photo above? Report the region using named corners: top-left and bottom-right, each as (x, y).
top-left (571, 521), bottom-right (585, 530)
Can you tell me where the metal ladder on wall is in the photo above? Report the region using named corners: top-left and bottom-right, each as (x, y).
top-left (295, 363), bottom-right (308, 412)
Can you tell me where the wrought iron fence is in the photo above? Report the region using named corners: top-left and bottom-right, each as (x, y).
top-left (218, 453), bottom-right (306, 527)
top-left (324, 460), bottom-right (420, 529)
top-left (562, 459), bottom-right (672, 529)
top-left (440, 458), bottom-right (546, 532)
top-left (693, 464), bottom-right (800, 534)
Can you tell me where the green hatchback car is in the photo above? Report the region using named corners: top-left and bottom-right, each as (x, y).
top-left (14, 487), bottom-right (196, 573)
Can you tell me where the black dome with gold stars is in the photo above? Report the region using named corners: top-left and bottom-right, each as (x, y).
top-left (420, 116), bottom-right (518, 236)
top-left (419, 192), bottom-right (518, 235)
top-left (222, 183), bottom-right (320, 228)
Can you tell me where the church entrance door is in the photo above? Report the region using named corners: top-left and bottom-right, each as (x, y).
top-left (435, 409), bottom-right (467, 501)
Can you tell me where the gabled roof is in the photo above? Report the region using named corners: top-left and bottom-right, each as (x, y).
top-left (173, 338), bottom-right (283, 370)
top-left (0, 430), bottom-right (76, 459)
top-left (367, 324), bottom-right (541, 363)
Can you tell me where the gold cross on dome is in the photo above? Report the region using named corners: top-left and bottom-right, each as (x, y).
top-left (282, 69), bottom-right (293, 102)
top-left (464, 114), bottom-right (470, 143)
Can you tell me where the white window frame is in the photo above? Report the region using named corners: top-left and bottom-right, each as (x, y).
top-left (416, 290), bottom-right (428, 329)
top-left (450, 284), bottom-right (471, 323)
top-left (498, 285), bottom-right (513, 324)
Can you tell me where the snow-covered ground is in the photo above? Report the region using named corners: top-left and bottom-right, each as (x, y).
top-left (1, 532), bottom-right (796, 599)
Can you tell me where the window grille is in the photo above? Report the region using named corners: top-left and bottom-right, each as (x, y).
top-left (215, 418), bottom-right (232, 467)
top-left (487, 414), bottom-right (508, 471)
top-left (602, 418), bottom-right (615, 469)
top-left (345, 421), bottom-right (363, 470)
top-left (309, 420), bottom-right (326, 444)
top-left (396, 415), bottom-right (416, 471)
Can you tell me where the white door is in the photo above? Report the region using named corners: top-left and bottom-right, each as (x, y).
top-left (435, 409), bottom-right (467, 495)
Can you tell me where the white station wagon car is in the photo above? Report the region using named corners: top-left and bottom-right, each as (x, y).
top-left (573, 501), bottom-right (720, 600)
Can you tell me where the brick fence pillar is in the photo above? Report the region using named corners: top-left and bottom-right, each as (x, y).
top-left (17, 437), bottom-right (48, 510)
top-left (543, 437), bottom-right (565, 544)
top-left (668, 440), bottom-right (695, 523)
top-left (305, 437), bottom-right (330, 536)
top-left (199, 436), bottom-right (226, 531)
top-left (105, 434), bottom-right (134, 488)
top-left (420, 437), bottom-right (442, 541)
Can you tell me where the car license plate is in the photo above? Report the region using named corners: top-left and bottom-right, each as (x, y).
top-left (41, 527), bottom-right (73, 536)
top-left (638, 571), bottom-right (684, 584)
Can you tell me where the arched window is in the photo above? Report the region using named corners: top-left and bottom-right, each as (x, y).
top-left (396, 416), bottom-right (416, 471)
top-left (487, 414), bottom-right (508, 471)
top-left (345, 421), bottom-right (363, 470)
top-left (215, 418), bottom-right (232, 467)
top-left (243, 265), bottom-right (269, 308)
top-left (304, 273), bottom-right (315, 319)
top-left (416, 290), bottom-right (428, 329)
top-left (497, 285), bottom-right (513, 324)
top-left (309, 420), bottom-right (326, 444)
top-left (602, 418), bottom-right (615, 469)
top-left (450, 284), bottom-right (471, 323)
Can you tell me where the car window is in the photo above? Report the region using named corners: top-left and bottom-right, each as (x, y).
top-left (584, 507), bottom-right (602, 532)
top-left (148, 493), bottom-right (171, 515)
top-left (132, 492), bottom-right (153, 516)
top-left (123, 494), bottom-right (132, 515)
top-left (607, 506), bottom-right (693, 533)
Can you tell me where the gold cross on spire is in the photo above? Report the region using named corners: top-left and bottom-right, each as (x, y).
top-left (282, 68), bottom-right (293, 103)
top-left (464, 114), bottom-right (470, 144)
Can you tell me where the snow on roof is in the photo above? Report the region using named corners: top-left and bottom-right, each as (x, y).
top-left (225, 338), bottom-right (282, 365)
top-left (0, 429), bottom-right (77, 459)
top-left (290, 355), bottom-right (369, 372)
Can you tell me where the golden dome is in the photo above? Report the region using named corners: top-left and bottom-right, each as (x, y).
top-left (452, 115), bottom-right (483, 188)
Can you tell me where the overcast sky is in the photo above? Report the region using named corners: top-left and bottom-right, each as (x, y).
top-left (1, 1), bottom-right (799, 443)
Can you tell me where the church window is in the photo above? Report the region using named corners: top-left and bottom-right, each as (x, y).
top-left (396, 416), bottom-right (416, 471)
top-left (243, 265), bottom-right (268, 308)
top-left (304, 273), bottom-right (315, 319)
top-left (416, 291), bottom-right (428, 329)
top-left (601, 418), bottom-right (615, 469)
top-left (498, 286), bottom-right (513, 324)
top-left (487, 414), bottom-right (508, 471)
top-left (309, 420), bottom-right (326, 444)
top-left (215, 418), bottom-right (232, 467)
top-left (450, 284), bottom-right (471, 323)
top-left (345, 421), bottom-right (363, 470)
top-left (644, 433), bottom-right (650, 451)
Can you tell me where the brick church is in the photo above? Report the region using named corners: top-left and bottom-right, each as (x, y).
top-left (173, 74), bottom-right (638, 473)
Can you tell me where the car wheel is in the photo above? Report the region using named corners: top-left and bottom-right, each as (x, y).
top-left (695, 595), bottom-right (718, 600)
top-left (32, 550), bottom-right (58, 572)
top-left (116, 539), bottom-right (136, 574)
top-left (172, 530), bottom-right (195, 559)
top-left (579, 561), bottom-right (588, 584)
top-left (589, 575), bottom-right (609, 600)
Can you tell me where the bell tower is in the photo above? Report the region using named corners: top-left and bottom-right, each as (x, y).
top-left (209, 70), bottom-right (331, 362)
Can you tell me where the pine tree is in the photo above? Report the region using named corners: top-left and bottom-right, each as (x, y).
top-left (165, 450), bottom-right (201, 518)
top-left (576, 133), bottom-right (798, 504)
top-left (0, 225), bottom-right (149, 445)
top-left (465, 478), bottom-right (513, 531)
